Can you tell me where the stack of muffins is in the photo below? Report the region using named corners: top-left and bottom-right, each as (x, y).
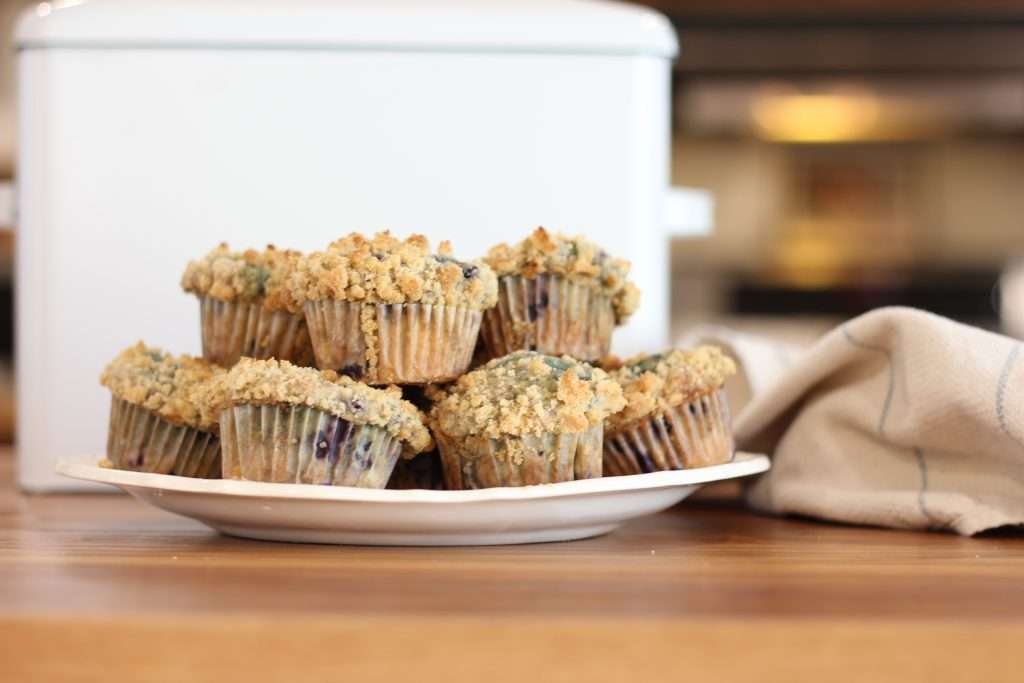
top-left (99, 228), bottom-right (738, 490)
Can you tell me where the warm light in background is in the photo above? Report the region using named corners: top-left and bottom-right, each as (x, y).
top-left (753, 92), bottom-right (880, 143)
top-left (751, 90), bottom-right (945, 143)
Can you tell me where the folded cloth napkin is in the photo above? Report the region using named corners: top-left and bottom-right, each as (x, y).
top-left (682, 306), bottom-right (1024, 535)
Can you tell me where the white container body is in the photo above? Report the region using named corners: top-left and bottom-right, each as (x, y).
top-left (16, 0), bottom-right (682, 489)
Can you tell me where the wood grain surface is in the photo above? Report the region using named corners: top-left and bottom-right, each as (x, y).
top-left (1, 452), bottom-right (1021, 682)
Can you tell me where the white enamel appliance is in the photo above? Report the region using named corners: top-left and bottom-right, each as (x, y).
top-left (16, 0), bottom-right (705, 489)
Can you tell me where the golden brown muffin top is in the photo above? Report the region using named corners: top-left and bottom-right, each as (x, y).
top-left (100, 342), bottom-right (225, 432)
top-left (180, 243), bottom-right (303, 313)
top-left (429, 351), bottom-right (625, 439)
top-left (482, 227), bottom-right (640, 323)
top-left (210, 358), bottom-right (433, 455)
top-left (604, 346), bottom-right (737, 432)
top-left (287, 232), bottom-right (498, 310)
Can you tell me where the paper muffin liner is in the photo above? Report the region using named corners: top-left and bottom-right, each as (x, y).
top-left (604, 388), bottom-right (734, 476)
top-left (386, 451), bottom-right (446, 490)
top-left (304, 301), bottom-right (481, 385)
top-left (219, 403), bottom-right (402, 487)
top-left (434, 424), bottom-right (603, 490)
top-left (479, 274), bottom-right (616, 362)
top-left (105, 397), bottom-right (221, 478)
top-left (199, 296), bottom-right (314, 367)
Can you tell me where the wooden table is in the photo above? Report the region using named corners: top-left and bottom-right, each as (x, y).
top-left (1, 453), bottom-right (1022, 682)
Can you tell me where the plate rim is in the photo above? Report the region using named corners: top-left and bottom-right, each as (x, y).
top-left (56, 452), bottom-right (770, 504)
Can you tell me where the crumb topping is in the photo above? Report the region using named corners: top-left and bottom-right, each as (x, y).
top-left (483, 227), bottom-right (640, 322)
top-left (181, 244), bottom-right (303, 312)
top-left (605, 346), bottom-right (737, 432)
top-left (287, 232), bottom-right (498, 310)
top-left (209, 358), bottom-right (433, 455)
top-left (430, 351), bottom-right (625, 438)
top-left (100, 342), bottom-right (225, 431)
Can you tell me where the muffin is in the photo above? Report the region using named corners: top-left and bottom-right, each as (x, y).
top-left (429, 351), bottom-right (625, 489)
top-left (480, 228), bottom-right (640, 362)
top-left (603, 347), bottom-right (737, 475)
top-left (385, 385), bottom-right (447, 490)
top-left (213, 358), bottom-right (433, 487)
top-left (100, 342), bottom-right (223, 478)
top-left (386, 451), bottom-right (446, 490)
top-left (288, 232), bottom-right (498, 385)
top-left (181, 243), bottom-right (314, 367)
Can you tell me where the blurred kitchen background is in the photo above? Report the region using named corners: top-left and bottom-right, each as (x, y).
top-left (646, 0), bottom-right (1024, 344)
top-left (0, 0), bottom-right (1023, 442)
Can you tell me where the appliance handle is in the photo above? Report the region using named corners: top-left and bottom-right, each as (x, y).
top-left (664, 186), bottom-right (713, 238)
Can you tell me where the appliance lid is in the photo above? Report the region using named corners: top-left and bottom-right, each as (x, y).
top-left (16, 0), bottom-right (678, 57)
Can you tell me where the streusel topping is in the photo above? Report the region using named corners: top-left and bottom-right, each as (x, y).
top-left (100, 342), bottom-right (225, 431)
top-left (430, 351), bottom-right (625, 438)
top-left (287, 232), bottom-right (498, 310)
top-left (210, 358), bottom-right (433, 455)
top-left (604, 346), bottom-right (736, 432)
top-left (483, 228), bottom-right (640, 322)
top-left (181, 244), bottom-right (303, 312)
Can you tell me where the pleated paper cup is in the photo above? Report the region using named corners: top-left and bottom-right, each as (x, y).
top-left (219, 403), bottom-right (402, 488)
top-left (479, 274), bottom-right (615, 362)
top-left (434, 424), bottom-right (603, 490)
top-left (105, 397), bottom-right (221, 478)
top-left (303, 301), bottom-right (482, 385)
top-left (603, 389), bottom-right (734, 476)
top-left (199, 296), bottom-right (314, 368)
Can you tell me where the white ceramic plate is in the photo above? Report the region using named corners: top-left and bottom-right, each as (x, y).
top-left (56, 453), bottom-right (770, 546)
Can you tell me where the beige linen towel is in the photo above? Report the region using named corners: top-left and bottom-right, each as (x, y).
top-left (683, 306), bottom-right (1024, 535)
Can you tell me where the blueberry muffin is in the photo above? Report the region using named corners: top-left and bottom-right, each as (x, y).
top-left (480, 228), bottom-right (640, 362)
top-left (386, 451), bottom-right (446, 490)
top-left (100, 342), bottom-right (224, 477)
top-left (181, 243), bottom-right (314, 367)
top-left (603, 346), bottom-right (736, 475)
top-left (429, 351), bottom-right (625, 489)
top-left (385, 385), bottom-right (447, 490)
top-left (213, 358), bottom-right (433, 487)
top-left (288, 232), bottom-right (498, 385)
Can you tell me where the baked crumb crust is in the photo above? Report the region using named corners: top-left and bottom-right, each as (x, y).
top-left (211, 358), bottom-right (433, 455)
top-left (287, 232), bottom-right (498, 310)
top-left (483, 227), bottom-right (640, 323)
top-left (181, 244), bottom-right (303, 312)
top-left (605, 346), bottom-right (737, 432)
top-left (100, 342), bottom-right (225, 431)
top-left (430, 351), bottom-right (625, 438)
